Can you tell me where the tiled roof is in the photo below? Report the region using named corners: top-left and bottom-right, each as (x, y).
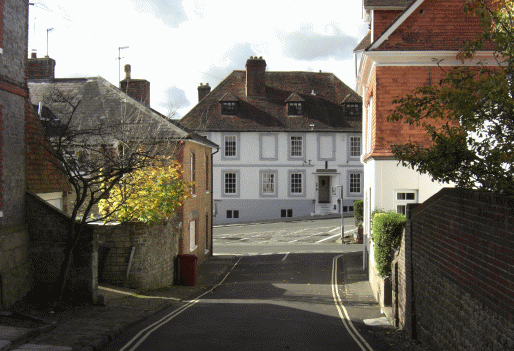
top-left (28, 77), bottom-right (217, 148)
top-left (180, 70), bottom-right (362, 133)
top-left (364, 0), bottom-right (412, 9)
top-left (354, 31), bottom-right (372, 52)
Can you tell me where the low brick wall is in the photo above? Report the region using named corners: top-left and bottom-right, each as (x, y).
top-left (394, 188), bottom-right (514, 350)
top-left (95, 217), bottom-right (180, 291)
top-left (25, 192), bottom-right (97, 304)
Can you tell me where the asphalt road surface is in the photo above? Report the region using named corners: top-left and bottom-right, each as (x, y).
top-left (213, 217), bottom-right (359, 255)
top-left (103, 252), bottom-right (384, 351)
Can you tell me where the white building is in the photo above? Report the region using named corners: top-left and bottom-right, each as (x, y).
top-left (180, 57), bottom-right (364, 224)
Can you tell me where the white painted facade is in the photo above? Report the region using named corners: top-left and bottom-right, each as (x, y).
top-left (201, 131), bottom-right (364, 224)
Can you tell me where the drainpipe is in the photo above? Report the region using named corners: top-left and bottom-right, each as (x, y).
top-left (210, 145), bottom-right (220, 256)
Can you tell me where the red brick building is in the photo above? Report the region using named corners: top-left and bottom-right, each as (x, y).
top-left (355, 0), bottom-right (496, 306)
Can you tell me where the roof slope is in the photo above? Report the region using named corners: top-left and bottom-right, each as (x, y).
top-left (28, 77), bottom-right (217, 148)
top-left (180, 71), bottom-right (362, 133)
top-left (364, 0), bottom-right (412, 9)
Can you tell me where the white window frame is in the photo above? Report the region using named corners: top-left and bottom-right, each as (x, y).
top-left (395, 190), bottom-right (418, 215)
top-left (349, 136), bottom-right (361, 158)
top-left (222, 170), bottom-right (240, 197)
top-left (288, 170), bottom-right (306, 197)
top-left (260, 170), bottom-right (278, 197)
top-left (288, 134), bottom-right (305, 160)
top-left (348, 171), bottom-right (363, 196)
top-left (221, 133), bottom-right (240, 161)
top-left (224, 135), bottom-right (237, 157)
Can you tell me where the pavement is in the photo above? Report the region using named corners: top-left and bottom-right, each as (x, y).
top-left (0, 248), bottom-right (421, 351)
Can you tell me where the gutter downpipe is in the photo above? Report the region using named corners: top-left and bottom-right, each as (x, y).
top-left (210, 145), bottom-right (220, 256)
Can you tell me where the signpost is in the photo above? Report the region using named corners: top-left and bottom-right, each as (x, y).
top-left (336, 186), bottom-right (344, 240)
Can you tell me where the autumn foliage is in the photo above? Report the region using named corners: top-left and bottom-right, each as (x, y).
top-left (99, 157), bottom-right (193, 223)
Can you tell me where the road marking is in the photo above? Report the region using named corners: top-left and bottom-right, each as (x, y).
top-left (315, 233), bottom-right (341, 243)
top-left (119, 257), bottom-right (242, 351)
top-left (281, 252), bottom-right (290, 261)
top-left (316, 228), bottom-right (357, 243)
top-left (331, 255), bottom-right (374, 351)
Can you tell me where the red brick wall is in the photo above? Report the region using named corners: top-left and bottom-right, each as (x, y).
top-left (363, 66), bottom-right (448, 158)
top-left (120, 79), bottom-right (150, 106)
top-left (376, 0), bottom-right (490, 51)
top-left (397, 188), bottom-right (514, 350)
top-left (25, 101), bottom-right (70, 199)
top-left (373, 10), bottom-right (403, 42)
top-left (27, 57), bottom-right (56, 80)
top-left (179, 140), bottom-right (212, 265)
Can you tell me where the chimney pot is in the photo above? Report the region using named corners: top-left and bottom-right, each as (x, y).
top-left (124, 64), bottom-right (131, 79)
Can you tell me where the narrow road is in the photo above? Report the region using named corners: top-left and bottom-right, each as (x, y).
top-left (104, 253), bottom-right (382, 351)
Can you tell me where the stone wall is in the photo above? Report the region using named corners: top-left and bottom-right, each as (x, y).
top-left (0, 0), bottom-right (30, 309)
top-left (25, 192), bottom-right (97, 304)
top-left (393, 188), bottom-right (514, 350)
top-left (95, 217), bottom-right (180, 291)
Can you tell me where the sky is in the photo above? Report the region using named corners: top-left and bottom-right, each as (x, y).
top-left (28, 1), bottom-right (369, 119)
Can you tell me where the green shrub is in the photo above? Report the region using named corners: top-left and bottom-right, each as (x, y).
top-left (354, 200), bottom-right (364, 227)
top-left (371, 211), bottom-right (406, 278)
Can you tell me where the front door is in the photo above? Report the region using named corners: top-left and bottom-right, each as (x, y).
top-left (318, 176), bottom-right (330, 203)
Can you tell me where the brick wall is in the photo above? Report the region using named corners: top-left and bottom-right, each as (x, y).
top-left (120, 79), bottom-right (150, 106)
top-left (376, 0), bottom-right (488, 51)
top-left (27, 56), bottom-right (56, 80)
top-left (25, 101), bottom-right (70, 199)
top-left (0, 0), bottom-right (29, 309)
top-left (95, 217), bottom-right (180, 290)
top-left (394, 188), bottom-right (514, 350)
top-left (366, 66), bottom-right (448, 157)
top-left (179, 140), bottom-right (213, 265)
top-left (373, 10), bottom-right (403, 42)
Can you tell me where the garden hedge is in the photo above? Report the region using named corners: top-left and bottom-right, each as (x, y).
top-left (371, 211), bottom-right (406, 277)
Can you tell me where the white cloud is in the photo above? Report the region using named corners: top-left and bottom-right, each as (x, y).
top-left (28, 0), bottom-right (368, 117)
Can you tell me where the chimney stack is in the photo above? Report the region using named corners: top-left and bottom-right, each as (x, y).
top-left (246, 56), bottom-right (266, 97)
top-left (197, 82), bottom-right (211, 102)
top-left (27, 51), bottom-right (56, 80)
top-left (120, 64), bottom-right (151, 106)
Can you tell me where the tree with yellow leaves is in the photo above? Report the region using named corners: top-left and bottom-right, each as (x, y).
top-left (99, 156), bottom-right (193, 224)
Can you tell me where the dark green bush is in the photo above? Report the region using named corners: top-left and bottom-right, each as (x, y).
top-left (353, 200), bottom-right (364, 227)
top-left (372, 211), bottom-right (406, 277)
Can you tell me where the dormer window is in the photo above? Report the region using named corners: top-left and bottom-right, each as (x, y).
top-left (219, 92), bottom-right (239, 116)
top-left (285, 93), bottom-right (305, 117)
top-left (221, 102), bottom-right (237, 115)
top-left (288, 102), bottom-right (304, 116)
top-left (345, 103), bottom-right (362, 117)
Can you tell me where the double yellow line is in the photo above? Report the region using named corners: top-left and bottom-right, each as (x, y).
top-left (331, 254), bottom-right (374, 351)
